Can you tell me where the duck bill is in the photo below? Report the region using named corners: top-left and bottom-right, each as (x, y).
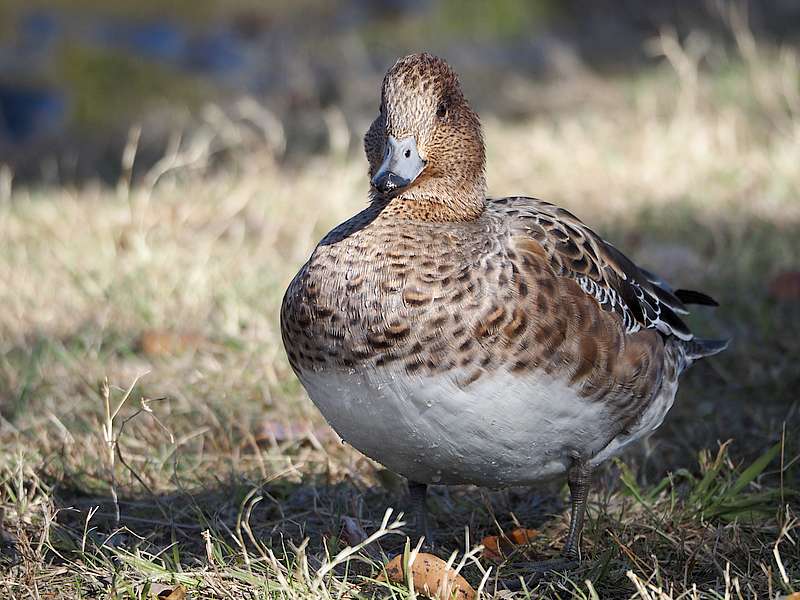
top-left (371, 136), bottom-right (426, 194)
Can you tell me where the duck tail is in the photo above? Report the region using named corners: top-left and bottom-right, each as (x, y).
top-left (682, 337), bottom-right (730, 361)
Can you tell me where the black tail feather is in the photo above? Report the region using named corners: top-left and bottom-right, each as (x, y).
top-left (674, 289), bottom-right (719, 307)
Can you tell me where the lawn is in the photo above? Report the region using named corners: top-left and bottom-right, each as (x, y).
top-left (1, 32), bottom-right (799, 598)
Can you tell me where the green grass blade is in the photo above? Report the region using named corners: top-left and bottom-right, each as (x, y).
top-left (728, 441), bottom-right (782, 497)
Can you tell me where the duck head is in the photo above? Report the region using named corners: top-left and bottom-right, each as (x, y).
top-left (364, 53), bottom-right (486, 221)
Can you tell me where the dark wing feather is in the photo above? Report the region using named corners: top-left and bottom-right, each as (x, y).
top-left (674, 289), bottom-right (719, 307)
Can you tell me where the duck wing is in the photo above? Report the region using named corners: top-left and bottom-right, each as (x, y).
top-left (496, 197), bottom-right (716, 341)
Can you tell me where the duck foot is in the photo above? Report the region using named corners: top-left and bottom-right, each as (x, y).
top-left (499, 457), bottom-right (589, 590)
top-left (499, 557), bottom-right (580, 591)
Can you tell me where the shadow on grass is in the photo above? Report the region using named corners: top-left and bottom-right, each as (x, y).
top-left (43, 472), bottom-right (572, 596)
top-left (49, 472), bottom-right (564, 559)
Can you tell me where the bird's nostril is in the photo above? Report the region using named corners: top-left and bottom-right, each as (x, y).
top-left (404, 149), bottom-right (411, 158)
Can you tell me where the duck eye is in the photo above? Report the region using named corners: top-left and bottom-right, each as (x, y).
top-left (436, 101), bottom-right (448, 119)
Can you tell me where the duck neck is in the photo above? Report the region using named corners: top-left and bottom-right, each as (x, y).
top-left (375, 174), bottom-right (486, 222)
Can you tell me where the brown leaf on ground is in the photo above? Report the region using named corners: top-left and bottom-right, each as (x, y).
top-left (769, 271), bottom-right (800, 301)
top-left (481, 528), bottom-right (539, 562)
top-left (152, 583), bottom-right (187, 600)
top-left (379, 553), bottom-right (475, 600)
top-left (139, 330), bottom-right (206, 357)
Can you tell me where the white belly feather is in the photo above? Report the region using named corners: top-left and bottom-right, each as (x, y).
top-left (298, 366), bottom-right (670, 487)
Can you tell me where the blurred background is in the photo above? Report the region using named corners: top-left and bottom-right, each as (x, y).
top-left (1, 0), bottom-right (800, 183)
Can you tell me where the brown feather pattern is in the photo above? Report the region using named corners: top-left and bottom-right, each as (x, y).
top-left (281, 52), bottom-right (723, 447)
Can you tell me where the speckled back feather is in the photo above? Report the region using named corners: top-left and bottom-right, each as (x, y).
top-left (497, 198), bottom-right (696, 340)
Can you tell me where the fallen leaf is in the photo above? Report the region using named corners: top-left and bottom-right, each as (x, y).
top-left (508, 528), bottom-right (538, 545)
top-left (139, 330), bottom-right (205, 357)
top-left (769, 271), bottom-right (800, 301)
top-left (480, 533), bottom-right (515, 562)
top-left (480, 528), bottom-right (539, 562)
top-left (151, 583), bottom-right (187, 600)
top-left (379, 552), bottom-right (475, 600)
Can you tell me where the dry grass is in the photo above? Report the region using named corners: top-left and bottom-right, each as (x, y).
top-left (1, 29), bottom-right (799, 599)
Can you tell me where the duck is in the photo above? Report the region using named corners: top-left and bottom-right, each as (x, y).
top-left (280, 52), bottom-right (727, 575)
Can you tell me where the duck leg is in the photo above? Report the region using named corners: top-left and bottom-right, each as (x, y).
top-left (407, 480), bottom-right (435, 549)
top-left (562, 457), bottom-right (591, 560)
top-left (501, 459), bottom-right (591, 590)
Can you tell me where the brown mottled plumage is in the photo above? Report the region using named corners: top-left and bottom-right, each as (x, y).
top-left (280, 53), bottom-right (726, 572)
